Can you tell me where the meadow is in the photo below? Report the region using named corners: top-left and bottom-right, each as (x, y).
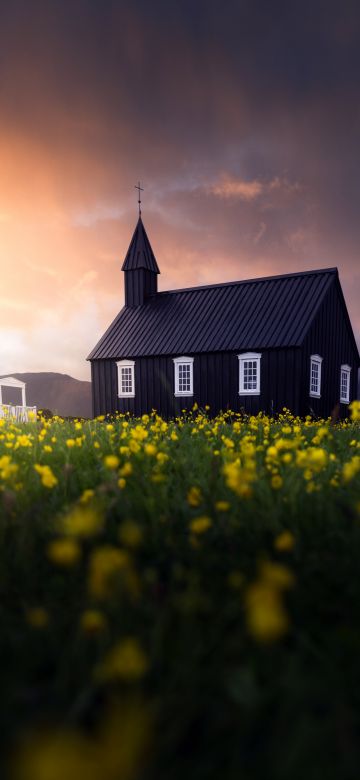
top-left (1, 403), bottom-right (360, 780)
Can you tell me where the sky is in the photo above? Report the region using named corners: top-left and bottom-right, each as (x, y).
top-left (0, 0), bottom-right (359, 381)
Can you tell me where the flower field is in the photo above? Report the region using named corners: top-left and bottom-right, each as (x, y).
top-left (1, 404), bottom-right (360, 780)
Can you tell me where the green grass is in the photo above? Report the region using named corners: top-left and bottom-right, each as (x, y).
top-left (1, 410), bottom-right (360, 780)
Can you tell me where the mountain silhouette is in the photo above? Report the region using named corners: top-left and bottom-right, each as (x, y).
top-left (0, 373), bottom-right (91, 418)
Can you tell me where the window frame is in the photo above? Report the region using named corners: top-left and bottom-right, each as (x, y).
top-left (238, 352), bottom-right (262, 396)
top-left (116, 359), bottom-right (135, 398)
top-left (340, 364), bottom-right (351, 404)
top-left (309, 354), bottom-right (323, 398)
top-left (173, 356), bottom-right (194, 397)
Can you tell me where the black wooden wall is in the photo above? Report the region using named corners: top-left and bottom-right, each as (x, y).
top-left (299, 278), bottom-right (358, 418)
top-left (124, 269), bottom-right (157, 307)
top-left (91, 347), bottom-right (302, 418)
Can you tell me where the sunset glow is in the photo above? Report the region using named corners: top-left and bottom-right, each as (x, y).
top-left (1, 1), bottom-right (359, 379)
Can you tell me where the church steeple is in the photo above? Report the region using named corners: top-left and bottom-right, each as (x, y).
top-left (121, 216), bottom-right (160, 307)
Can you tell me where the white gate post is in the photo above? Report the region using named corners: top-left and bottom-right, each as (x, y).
top-left (21, 385), bottom-right (26, 407)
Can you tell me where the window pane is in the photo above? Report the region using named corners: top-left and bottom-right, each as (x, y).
top-left (340, 370), bottom-right (349, 401)
top-left (178, 363), bottom-right (191, 392)
top-left (310, 362), bottom-right (319, 394)
top-left (243, 360), bottom-right (257, 390)
top-left (121, 367), bottom-right (132, 394)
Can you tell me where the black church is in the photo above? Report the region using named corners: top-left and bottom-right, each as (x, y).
top-left (88, 216), bottom-right (359, 419)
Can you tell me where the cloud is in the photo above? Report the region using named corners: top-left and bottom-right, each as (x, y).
top-left (253, 222), bottom-right (267, 245)
top-left (208, 176), bottom-right (264, 201)
top-left (0, 0), bottom-right (359, 382)
top-left (207, 174), bottom-right (302, 202)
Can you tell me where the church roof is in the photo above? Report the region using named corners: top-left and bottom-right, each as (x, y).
top-left (121, 217), bottom-right (160, 274)
top-left (88, 267), bottom-right (339, 360)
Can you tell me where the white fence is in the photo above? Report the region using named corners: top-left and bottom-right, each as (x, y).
top-left (0, 404), bottom-right (37, 422)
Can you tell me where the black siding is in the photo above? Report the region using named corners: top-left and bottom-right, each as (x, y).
top-left (91, 348), bottom-right (301, 418)
top-left (299, 278), bottom-right (359, 418)
top-left (124, 269), bottom-right (157, 307)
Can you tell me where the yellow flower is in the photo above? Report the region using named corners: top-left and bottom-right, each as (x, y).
top-left (190, 515), bottom-right (212, 534)
top-left (34, 464), bottom-right (58, 489)
top-left (144, 443), bottom-right (157, 456)
top-left (271, 475), bottom-right (283, 490)
top-left (61, 505), bottom-right (104, 538)
top-left (66, 439), bottom-right (76, 448)
top-left (80, 609), bottom-right (107, 635)
top-left (349, 400), bottom-right (360, 421)
top-left (342, 456), bottom-right (360, 483)
top-left (274, 531), bottom-right (295, 552)
top-left (104, 455), bottom-right (120, 470)
top-left (118, 477), bottom-right (126, 489)
top-left (96, 638), bottom-right (148, 682)
top-left (0, 455), bottom-right (18, 481)
top-left (223, 461), bottom-right (255, 498)
top-left (16, 434), bottom-right (32, 447)
top-left (259, 561), bottom-right (295, 590)
top-left (222, 436), bottom-right (235, 449)
top-left (12, 703), bottom-right (150, 780)
top-left (130, 425), bottom-right (148, 441)
top-left (307, 447), bottom-right (328, 470)
top-left (187, 486), bottom-right (202, 507)
top-left (26, 607), bottom-right (49, 628)
top-left (47, 538), bottom-right (81, 567)
top-left (88, 546), bottom-right (130, 599)
top-left (120, 462), bottom-right (132, 476)
top-left (79, 489), bottom-right (95, 504)
top-left (129, 440), bottom-right (140, 454)
top-left (215, 500), bottom-right (230, 512)
top-left (245, 582), bottom-right (289, 642)
top-left (156, 451), bottom-right (168, 464)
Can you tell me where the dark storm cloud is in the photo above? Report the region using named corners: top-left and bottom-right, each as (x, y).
top-left (0, 0), bottom-right (359, 370)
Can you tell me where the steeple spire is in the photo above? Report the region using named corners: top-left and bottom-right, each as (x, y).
top-left (122, 216), bottom-right (160, 306)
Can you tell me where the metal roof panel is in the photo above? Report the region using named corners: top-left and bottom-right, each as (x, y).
top-left (88, 268), bottom-right (338, 359)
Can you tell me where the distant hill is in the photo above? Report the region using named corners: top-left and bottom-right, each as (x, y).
top-left (0, 373), bottom-right (92, 418)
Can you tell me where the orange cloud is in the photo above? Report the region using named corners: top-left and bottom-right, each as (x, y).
top-left (209, 175), bottom-right (264, 200)
top-left (207, 174), bottom-right (301, 201)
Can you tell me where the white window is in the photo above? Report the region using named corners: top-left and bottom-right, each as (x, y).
top-left (238, 353), bottom-right (261, 395)
top-left (116, 360), bottom-right (135, 397)
top-left (173, 356), bottom-right (194, 396)
top-left (309, 354), bottom-right (323, 398)
top-left (340, 364), bottom-right (351, 404)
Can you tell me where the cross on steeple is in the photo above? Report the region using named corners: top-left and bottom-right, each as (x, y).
top-left (134, 181), bottom-right (144, 217)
